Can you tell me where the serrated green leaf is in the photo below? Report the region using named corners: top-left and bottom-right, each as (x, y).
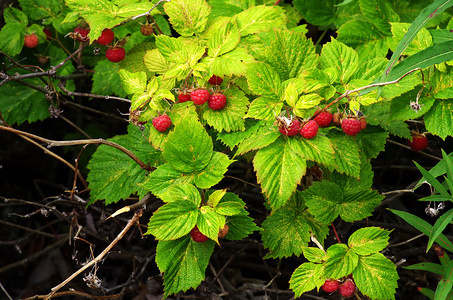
top-left (197, 206), bottom-right (225, 243)
top-left (302, 247), bottom-right (326, 263)
top-left (143, 163), bottom-right (194, 195)
top-left (303, 181), bottom-right (343, 224)
top-left (245, 96), bottom-right (283, 121)
top-left (203, 87), bottom-right (249, 132)
top-left (204, 47), bottom-right (255, 77)
top-left (235, 122), bottom-right (280, 155)
top-left (0, 23), bottom-right (26, 56)
top-left (207, 189), bottom-right (227, 208)
top-left (208, 20), bottom-right (240, 57)
top-left (224, 214), bottom-right (259, 240)
top-left (287, 135), bottom-right (335, 167)
top-left (118, 69), bottom-right (147, 95)
top-left (356, 128), bottom-right (389, 159)
top-left (156, 236), bottom-right (215, 297)
top-left (164, 0), bottom-right (210, 37)
top-left (144, 48), bottom-right (172, 74)
top-left (0, 79), bottom-right (50, 125)
top-left (326, 130), bottom-right (361, 178)
top-left (235, 5), bottom-right (286, 36)
top-left (215, 192), bottom-right (246, 216)
top-left (353, 253), bottom-right (398, 300)
top-left (284, 83), bottom-right (298, 107)
top-left (217, 119), bottom-right (262, 149)
top-left (87, 125), bottom-right (159, 204)
top-left (163, 115), bottom-right (213, 173)
top-left (92, 60), bottom-right (127, 97)
top-left (359, 0), bottom-right (394, 35)
top-left (320, 39), bottom-right (358, 84)
top-left (263, 29), bottom-right (318, 81)
top-left (262, 197), bottom-right (313, 258)
top-left (246, 62), bottom-right (282, 98)
top-left (293, 0), bottom-right (338, 27)
top-left (4, 7), bottom-right (28, 25)
top-left (341, 189), bottom-right (383, 222)
top-left (254, 139), bottom-right (307, 210)
top-left (348, 227), bottom-right (390, 256)
top-left (324, 244), bottom-right (359, 279)
top-left (18, 0), bottom-right (63, 20)
top-left (425, 100), bottom-right (453, 140)
top-left (290, 262), bottom-right (324, 297)
top-left (193, 152), bottom-right (233, 189)
top-left (158, 183), bottom-right (201, 206)
top-left (118, 42), bottom-right (154, 76)
top-left (146, 201), bottom-right (199, 240)
top-left (294, 94), bottom-right (323, 112)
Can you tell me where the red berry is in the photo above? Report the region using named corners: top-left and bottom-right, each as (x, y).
top-left (24, 33), bottom-right (39, 48)
top-left (208, 93), bottom-right (227, 110)
top-left (218, 224), bottom-right (229, 238)
top-left (178, 93), bottom-right (191, 103)
top-left (408, 134), bottom-right (428, 151)
top-left (190, 89), bottom-right (210, 105)
top-left (152, 114), bottom-right (172, 132)
top-left (43, 28), bottom-right (52, 40)
top-left (321, 279), bottom-right (339, 293)
top-left (106, 47), bottom-right (126, 63)
top-left (301, 120), bottom-right (319, 139)
top-left (279, 119), bottom-right (301, 136)
top-left (341, 118), bottom-right (362, 136)
top-left (360, 117), bottom-right (367, 130)
top-left (190, 226), bottom-right (209, 243)
top-left (314, 111), bottom-right (333, 127)
top-left (97, 28), bottom-right (114, 45)
top-left (141, 24), bottom-right (154, 36)
top-left (208, 75), bottom-right (223, 85)
top-left (74, 27), bottom-right (90, 42)
top-left (338, 279), bottom-right (356, 297)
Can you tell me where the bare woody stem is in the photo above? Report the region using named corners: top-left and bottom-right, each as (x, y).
top-left (0, 125), bottom-right (153, 172)
top-left (131, 0), bottom-right (171, 20)
top-left (44, 209), bottom-right (143, 300)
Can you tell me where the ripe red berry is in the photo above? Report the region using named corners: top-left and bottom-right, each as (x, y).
top-left (279, 119), bottom-right (301, 136)
top-left (218, 224), bottom-right (229, 238)
top-left (152, 114), bottom-right (172, 132)
top-left (408, 134), bottom-right (428, 151)
top-left (190, 226), bottom-right (209, 243)
top-left (190, 89), bottom-right (210, 105)
top-left (314, 111), bottom-right (333, 127)
top-left (24, 33), bottom-right (39, 48)
top-left (43, 28), bottom-right (52, 40)
top-left (341, 118), bottom-right (362, 136)
top-left (106, 47), bottom-right (126, 63)
top-left (178, 93), bottom-right (191, 103)
top-left (338, 279), bottom-right (356, 297)
top-left (321, 279), bottom-right (339, 293)
top-left (208, 93), bottom-right (227, 110)
top-left (208, 75), bottom-right (223, 85)
top-left (74, 27), bottom-right (90, 42)
top-left (301, 120), bottom-right (319, 139)
top-left (140, 24), bottom-right (154, 36)
top-left (97, 28), bottom-right (114, 45)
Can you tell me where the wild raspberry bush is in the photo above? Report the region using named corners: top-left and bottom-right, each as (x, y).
top-left (1, 1), bottom-right (453, 300)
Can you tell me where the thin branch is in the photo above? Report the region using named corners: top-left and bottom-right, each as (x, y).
top-left (386, 139), bottom-right (441, 161)
top-left (22, 289), bottom-right (122, 300)
top-left (58, 81), bottom-right (131, 103)
top-left (45, 209), bottom-right (143, 299)
top-left (0, 125), bottom-right (152, 172)
top-left (0, 219), bottom-right (58, 238)
top-left (131, 0), bottom-right (171, 20)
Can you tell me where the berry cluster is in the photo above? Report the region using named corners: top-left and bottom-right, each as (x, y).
top-left (321, 278), bottom-right (356, 297)
top-left (277, 118), bottom-right (319, 139)
top-left (177, 75), bottom-right (228, 110)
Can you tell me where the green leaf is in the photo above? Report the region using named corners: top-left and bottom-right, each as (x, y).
top-left (287, 135), bottom-right (335, 167)
top-left (92, 60), bottom-right (127, 97)
top-left (262, 29), bottom-right (318, 81)
top-left (293, 0), bottom-right (339, 27)
top-left (414, 162), bottom-right (451, 197)
top-left (18, 0), bottom-right (63, 20)
top-left (235, 122), bottom-right (280, 155)
top-left (427, 209), bottom-right (453, 252)
top-left (303, 180), bottom-right (343, 224)
top-left (320, 39), bottom-right (358, 84)
top-left (192, 152), bottom-right (233, 189)
top-left (144, 48), bottom-right (172, 74)
top-left (163, 115), bottom-right (213, 173)
top-left (353, 253), bottom-right (398, 300)
top-left (224, 214), bottom-right (259, 240)
top-left (391, 209), bottom-right (453, 253)
top-left (404, 262), bottom-right (444, 275)
top-left (389, 22), bottom-right (433, 56)
top-left (262, 197), bottom-right (312, 258)
top-left (0, 79), bottom-right (50, 125)
top-left (164, 0), bottom-right (210, 37)
top-left (245, 96), bottom-right (283, 120)
top-left (356, 128), bottom-right (389, 159)
top-left (359, 0), bottom-right (394, 35)
top-left (246, 62), bottom-right (282, 98)
top-left (143, 163), bottom-right (194, 195)
top-left (156, 236), bottom-right (215, 297)
top-left (207, 189), bottom-right (227, 208)
top-left (254, 139), bottom-right (307, 210)
top-left (202, 87), bottom-right (249, 132)
top-left (158, 183), bottom-right (201, 206)
top-left (214, 192), bottom-right (246, 216)
top-left (381, 0), bottom-right (453, 81)
top-left (0, 23), bottom-right (26, 56)
top-left (341, 189), bottom-right (383, 222)
top-left (425, 100), bottom-right (453, 140)
top-left (208, 20), bottom-right (240, 57)
top-left (290, 262), bottom-right (324, 297)
top-left (436, 260), bottom-right (453, 300)
top-left (234, 5), bottom-right (286, 36)
top-left (325, 130), bottom-right (361, 178)
top-left (204, 47), bottom-right (255, 77)
top-left (87, 125), bottom-right (160, 204)
top-left (146, 201), bottom-right (199, 240)
top-left (217, 119), bottom-right (262, 149)
top-left (302, 247), bottom-right (326, 263)
top-left (348, 227), bottom-right (391, 256)
top-left (324, 244), bottom-right (359, 279)
top-left (4, 7), bottom-right (28, 25)
top-left (197, 206), bottom-right (225, 243)
top-left (118, 69), bottom-right (147, 95)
